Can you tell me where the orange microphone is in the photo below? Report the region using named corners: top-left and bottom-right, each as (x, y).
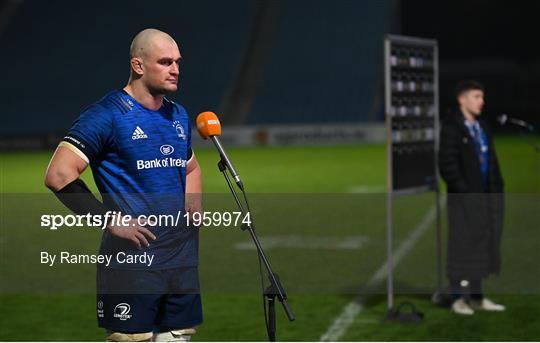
top-left (196, 111), bottom-right (222, 138)
top-left (196, 111), bottom-right (243, 190)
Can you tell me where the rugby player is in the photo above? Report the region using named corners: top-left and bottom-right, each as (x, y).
top-left (45, 28), bottom-right (203, 341)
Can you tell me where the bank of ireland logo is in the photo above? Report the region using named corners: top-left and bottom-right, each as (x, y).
top-left (160, 144), bottom-right (174, 155)
top-left (173, 121), bottom-right (186, 140)
top-left (113, 303), bottom-right (132, 320)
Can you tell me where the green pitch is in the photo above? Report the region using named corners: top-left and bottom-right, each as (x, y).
top-left (0, 136), bottom-right (539, 341)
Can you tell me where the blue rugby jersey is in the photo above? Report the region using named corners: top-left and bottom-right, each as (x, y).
top-left (61, 89), bottom-right (198, 269)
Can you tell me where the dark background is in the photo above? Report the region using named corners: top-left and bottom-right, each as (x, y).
top-left (401, 0), bottom-right (540, 123)
top-left (0, 0), bottom-right (538, 136)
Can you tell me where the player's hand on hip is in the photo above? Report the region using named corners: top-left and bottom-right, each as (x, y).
top-left (107, 218), bottom-right (156, 249)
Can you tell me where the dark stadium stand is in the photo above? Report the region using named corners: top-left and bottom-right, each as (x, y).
top-left (0, 0), bottom-right (256, 133)
top-left (247, 0), bottom-right (390, 124)
top-left (0, 0), bottom-right (392, 136)
top-left (1, 0), bottom-right (537, 137)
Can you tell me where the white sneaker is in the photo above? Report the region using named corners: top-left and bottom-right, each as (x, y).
top-left (471, 298), bottom-right (506, 312)
top-left (451, 298), bottom-right (474, 315)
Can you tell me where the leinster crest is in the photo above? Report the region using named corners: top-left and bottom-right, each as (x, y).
top-left (172, 120), bottom-right (186, 140)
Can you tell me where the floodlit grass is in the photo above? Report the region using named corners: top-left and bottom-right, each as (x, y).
top-left (1, 136), bottom-right (539, 341)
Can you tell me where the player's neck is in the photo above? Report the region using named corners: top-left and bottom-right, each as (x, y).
top-left (461, 107), bottom-right (477, 124)
top-left (123, 84), bottom-right (164, 111)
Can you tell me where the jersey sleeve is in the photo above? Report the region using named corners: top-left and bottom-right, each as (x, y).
top-left (60, 104), bottom-right (114, 163)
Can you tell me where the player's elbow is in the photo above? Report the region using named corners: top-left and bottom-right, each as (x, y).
top-left (44, 166), bottom-right (77, 192)
top-left (44, 170), bottom-right (63, 192)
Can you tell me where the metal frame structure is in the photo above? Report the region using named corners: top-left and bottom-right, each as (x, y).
top-left (384, 34), bottom-right (441, 312)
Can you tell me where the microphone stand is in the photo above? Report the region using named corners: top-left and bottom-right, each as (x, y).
top-left (216, 159), bottom-right (295, 341)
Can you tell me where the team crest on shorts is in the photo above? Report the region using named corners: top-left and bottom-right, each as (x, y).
top-left (173, 121), bottom-right (186, 140)
top-left (113, 303), bottom-right (132, 321)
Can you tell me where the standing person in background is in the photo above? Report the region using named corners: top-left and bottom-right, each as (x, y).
top-left (438, 80), bottom-right (506, 315)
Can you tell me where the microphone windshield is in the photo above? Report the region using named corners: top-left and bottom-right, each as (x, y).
top-left (497, 114), bottom-right (508, 125)
top-left (196, 111), bottom-right (222, 139)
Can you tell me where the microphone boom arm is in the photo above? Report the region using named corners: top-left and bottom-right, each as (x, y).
top-left (211, 136), bottom-right (244, 190)
top-left (215, 157), bottom-right (295, 341)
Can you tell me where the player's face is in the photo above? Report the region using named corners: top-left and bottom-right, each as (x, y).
top-left (459, 89), bottom-right (484, 116)
top-left (143, 40), bottom-right (181, 95)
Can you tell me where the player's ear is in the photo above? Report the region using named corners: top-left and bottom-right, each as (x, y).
top-left (457, 93), bottom-right (466, 107)
top-left (130, 57), bottom-right (144, 76)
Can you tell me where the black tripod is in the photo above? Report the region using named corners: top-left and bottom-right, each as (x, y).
top-left (216, 159), bottom-right (295, 341)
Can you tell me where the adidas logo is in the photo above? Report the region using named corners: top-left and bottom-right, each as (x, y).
top-left (132, 126), bottom-right (148, 140)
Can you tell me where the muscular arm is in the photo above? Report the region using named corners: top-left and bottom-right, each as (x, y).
top-left (44, 145), bottom-right (88, 191)
top-left (44, 144), bottom-right (155, 248)
top-left (185, 154), bottom-right (203, 215)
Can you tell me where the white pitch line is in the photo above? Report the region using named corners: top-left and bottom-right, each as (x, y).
top-left (320, 198), bottom-right (446, 342)
top-left (347, 185), bottom-right (386, 193)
